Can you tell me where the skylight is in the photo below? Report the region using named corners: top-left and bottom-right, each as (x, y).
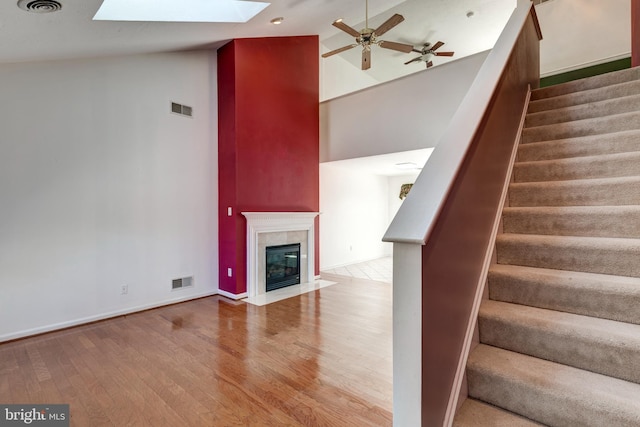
top-left (93, 0), bottom-right (270, 23)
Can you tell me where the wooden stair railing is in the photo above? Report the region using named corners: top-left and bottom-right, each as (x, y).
top-left (383, 2), bottom-right (542, 426)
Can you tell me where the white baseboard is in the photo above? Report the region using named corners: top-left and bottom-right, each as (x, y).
top-left (320, 254), bottom-right (392, 271)
top-left (217, 289), bottom-right (248, 300)
top-left (0, 290), bottom-right (218, 343)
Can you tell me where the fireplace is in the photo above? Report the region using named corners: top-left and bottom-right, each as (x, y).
top-left (266, 243), bottom-right (301, 291)
top-left (242, 212), bottom-right (320, 298)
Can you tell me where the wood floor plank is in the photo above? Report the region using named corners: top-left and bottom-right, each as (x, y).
top-left (0, 276), bottom-right (392, 426)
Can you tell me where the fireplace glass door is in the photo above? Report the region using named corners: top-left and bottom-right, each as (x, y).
top-left (265, 243), bottom-right (301, 292)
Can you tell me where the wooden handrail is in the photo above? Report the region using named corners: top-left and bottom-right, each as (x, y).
top-left (384, 1), bottom-right (542, 426)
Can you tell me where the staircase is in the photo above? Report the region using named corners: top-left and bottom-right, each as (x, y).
top-left (453, 68), bottom-right (640, 426)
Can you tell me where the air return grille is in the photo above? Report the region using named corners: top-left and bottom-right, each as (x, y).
top-left (172, 276), bottom-right (194, 290)
top-left (17, 0), bottom-right (62, 13)
top-left (171, 102), bottom-right (193, 117)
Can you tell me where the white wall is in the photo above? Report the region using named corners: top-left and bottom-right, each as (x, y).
top-left (320, 163), bottom-right (392, 269)
top-left (537, 0), bottom-right (631, 76)
top-left (0, 51), bottom-right (218, 341)
top-left (320, 50), bottom-right (489, 162)
top-left (320, 49), bottom-right (380, 102)
top-left (320, 162), bottom-right (420, 270)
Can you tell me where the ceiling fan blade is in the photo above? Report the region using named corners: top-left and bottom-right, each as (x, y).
top-left (332, 19), bottom-right (361, 38)
top-left (378, 40), bottom-right (414, 53)
top-left (435, 51), bottom-right (455, 57)
top-left (404, 56), bottom-right (423, 65)
top-left (362, 48), bottom-right (371, 70)
top-left (373, 13), bottom-right (404, 37)
top-left (321, 44), bottom-right (358, 58)
top-left (431, 41), bottom-right (445, 51)
top-left (426, 61), bottom-right (434, 68)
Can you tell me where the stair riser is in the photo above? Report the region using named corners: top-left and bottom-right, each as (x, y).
top-left (531, 67), bottom-right (640, 100)
top-left (496, 236), bottom-right (640, 277)
top-left (509, 178), bottom-right (640, 207)
top-left (502, 207), bottom-right (640, 238)
top-left (525, 95), bottom-right (640, 128)
top-left (528, 80), bottom-right (640, 114)
top-left (467, 366), bottom-right (639, 427)
top-left (521, 112), bottom-right (640, 144)
top-left (454, 399), bottom-right (544, 427)
top-left (514, 152), bottom-right (640, 182)
top-left (517, 131), bottom-right (640, 161)
top-left (479, 310), bottom-right (640, 383)
top-left (488, 268), bottom-right (640, 325)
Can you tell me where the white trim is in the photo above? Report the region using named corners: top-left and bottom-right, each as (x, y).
top-left (392, 243), bottom-right (422, 427)
top-left (217, 289), bottom-right (248, 300)
top-left (0, 290), bottom-right (218, 343)
top-left (540, 52), bottom-right (632, 78)
top-left (242, 212), bottom-right (320, 298)
top-left (442, 87), bottom-right (532, 427)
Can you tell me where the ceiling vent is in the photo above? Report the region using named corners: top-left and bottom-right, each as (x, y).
top-left (17, 0), bottom-right (62, 13)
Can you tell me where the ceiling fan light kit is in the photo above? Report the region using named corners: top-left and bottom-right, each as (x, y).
top-left (321, 0), bottom-right (413, 70)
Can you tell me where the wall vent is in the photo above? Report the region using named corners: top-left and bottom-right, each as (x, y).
top-left (172, 276), bottom-right (194, 290)
top-left (171, 102), bottom-right (193, 117)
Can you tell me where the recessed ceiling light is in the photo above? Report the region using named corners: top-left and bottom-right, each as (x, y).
top-left (93, 0), bottom-right (270, 23)
top-left (270, 17), bottom-right (284, 25)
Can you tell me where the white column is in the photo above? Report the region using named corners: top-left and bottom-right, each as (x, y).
top-left (393, 242), bottom-right (422, 427)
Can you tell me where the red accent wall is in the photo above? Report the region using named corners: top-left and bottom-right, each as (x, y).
top-left (217, 36), bottom-right (320, 295)
top-left (633, 0), bottom-right (640, 67)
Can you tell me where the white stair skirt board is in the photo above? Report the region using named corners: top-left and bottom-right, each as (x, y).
top-left (243, 279), bottom-right (336, 306)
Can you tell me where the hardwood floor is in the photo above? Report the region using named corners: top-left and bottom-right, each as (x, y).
top-left (0, 274), bottom-right (392, 426)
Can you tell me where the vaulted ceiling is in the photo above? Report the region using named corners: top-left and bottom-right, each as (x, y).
top-left (0, 0), bottom-right (630, 100)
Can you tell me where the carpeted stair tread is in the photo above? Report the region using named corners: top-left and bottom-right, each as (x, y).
top-left (495, 233), bottom-right (640, 277)
top-left (467, 344), bottom-right (640, 427)
top-left (513, 151), bottom-right (640, 182)
top-left (502, 205), bottom-right (640, 238)
top-left (517, 130), bottom-right (640, 161)
top-left (488, 264), bottom-right (640, 325)
top-left (456, 68), bottom-right (640, 425)
top-left (453, 399), bottom-right (544, 427)
top-left (528, 79), bottom-right (640, 113)
top-left (525, 94), bottom-right (640, 128)
top-left (521, 111), bottom-right (640, 144)
top-left (479, 300), bottom-right (640, 383)
top-left (531, 67), bottom-right (640, 101)
top-left (508, 176), bottom-right (640, 207)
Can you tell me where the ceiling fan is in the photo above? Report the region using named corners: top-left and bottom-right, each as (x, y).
top-left (321, 0), bottom-right (414, 70)
top-left (404, 41), bottom-right (455, 68)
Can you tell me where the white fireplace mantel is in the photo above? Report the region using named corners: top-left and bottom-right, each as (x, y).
top-left (242, 212), bottom-right (320, 298)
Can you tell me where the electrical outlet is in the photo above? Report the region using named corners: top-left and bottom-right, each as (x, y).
top-left (227, 268), bottom-right (232, 277)
top-left (121, 284), bottom-right (128, 295)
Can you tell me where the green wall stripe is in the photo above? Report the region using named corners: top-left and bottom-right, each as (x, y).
top-left (540, 57), bottom-right (632, 87)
